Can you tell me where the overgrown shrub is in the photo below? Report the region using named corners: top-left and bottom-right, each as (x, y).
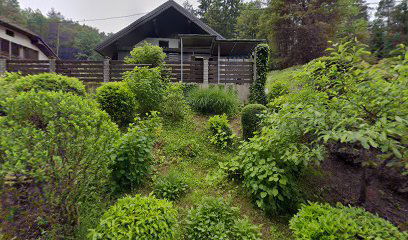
top-left (267, 81), bottom-right (290, 102)
top-left (96, 82), bottom-right (137, 128)
top-left (250, 44), bottom-right (269, 105)
top-left (162, 83), bottom-right (190, 122)
top-left (111, 112), bottom-right (161, 192)
top-left (0, 72), bottom-right (21, 115)
top-left (241, 104), bottom-right (267, 140)
top-left (290, 202), bottom-right (408, 239)
top-left (207, 114), bottom-right (235, 149)
top-left (185, 198), bottom-right (261, 240)
top-left (89, 195), bottom-right (178, 240)
top-left (124, 67), bottom-right (167, 114)
top-left (125, 42), bottom-right (167, 67)
top-left (0, 91), bottom-right (120, 238)
top-left (188, 87), bottom-right (240, 116)
top-left (14, 73), bottom-right (86, 96)
top-left (153, 172), bottom-right (189, 201)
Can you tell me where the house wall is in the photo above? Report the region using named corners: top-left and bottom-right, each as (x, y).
top-left (0, 25), bottom-right (49, 60)
top-left (136, 38), bottom-right (179, 48)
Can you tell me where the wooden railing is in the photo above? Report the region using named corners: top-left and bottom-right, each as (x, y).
top-left (0, 59), bottom-right (254, 84)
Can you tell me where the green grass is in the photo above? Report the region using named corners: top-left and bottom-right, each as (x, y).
top-left (266, 66), bottom-right (303, 92)
top-left (145, 114), bottom-right (293, 239)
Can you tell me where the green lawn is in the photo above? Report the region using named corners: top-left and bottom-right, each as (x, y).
top-left (141, 115), bottom-right (293, 239)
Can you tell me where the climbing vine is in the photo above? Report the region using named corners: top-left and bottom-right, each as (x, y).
top-left (250, 44), bottom-right (269, 105)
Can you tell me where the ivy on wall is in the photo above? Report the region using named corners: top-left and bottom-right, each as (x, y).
top-left (250, 44), bottom-right (269, 105)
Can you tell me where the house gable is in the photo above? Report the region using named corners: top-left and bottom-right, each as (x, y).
top-left (95, 0), bottom-right (224, 58)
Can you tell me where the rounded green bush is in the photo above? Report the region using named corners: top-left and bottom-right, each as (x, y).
top-left (161, 83), bottom-right (190, 122)
top-left (14, 73), bottom-right (86, 96)
top-left (96, 82), bottom-right (137, 128)
top-left (290, 202), bottom-right (408, 239)
top-left (124, 67), bottom-right (167, 114)
top-left (0, 91), bottom-right (120, 237)
top-left (89, 195), bottom-right (178, 240)
top-left (188, 87), bottom-right (240, 116)
top-left (0, 72), bottom-right (21, 115)
top-left (185, 198), bottom-right (261, 240)
top-left (207, 114), bottom-right (235, 149)
top-left (241, 104), bottom-right (267, 140)
top-left (125, 42), bottom-right (167, 67)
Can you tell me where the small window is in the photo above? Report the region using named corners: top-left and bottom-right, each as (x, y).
top-left (6, 29), bottom-right (14, 37)
top-left (159, 40), bottom-right (169, 49)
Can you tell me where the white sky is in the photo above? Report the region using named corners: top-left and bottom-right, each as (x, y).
top-left (18, 0), bottom-right (380, 34)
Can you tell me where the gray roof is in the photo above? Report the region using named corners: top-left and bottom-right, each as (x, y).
top-left (95, 0), bottom-right (224, 52)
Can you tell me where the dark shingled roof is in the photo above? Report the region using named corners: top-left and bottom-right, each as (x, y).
top-left (95, 0), bottom-right (225, 54)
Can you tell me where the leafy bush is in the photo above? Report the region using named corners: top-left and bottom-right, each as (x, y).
top-left (0, 72), bottom-right (21, 115)
top-left (188, 87), bottom-right (240, 116)
top-left (161, 83), bottom-right (190, 122)
top-left (153, 172), bottom-right (189, 201)
top-left (185, 198), bottom-right (261, 240)
top-left (207, 114), bottom-right (235, 149)
top-left (241, 104), bottom-right (267, 140)
top-left (125, 42), bottom-right (167, 67)
top-left (0, 91), bottom-right (119, 237)
top-left (250, 44), bottom-right (269, 105)
top-left (267, 81), bottom-right (290, 102)
top-left (290, 202), bottom-right (408, 239)
top-left (111, 112), bottom-right (161, 192)
top-left (89, 195), bottom-right (178, 240)
top-left (95, 82), bottom-right (137, 128)
top-left (14, 73), bottom-right (86, 96)
top-left (124, 67), bottom-right (167, 114)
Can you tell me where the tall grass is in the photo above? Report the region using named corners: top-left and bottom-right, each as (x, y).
top-left (187, 86), bottom-right (240, 116)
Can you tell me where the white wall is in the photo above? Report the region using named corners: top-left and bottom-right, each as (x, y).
top-left (0, 25), bottom-right (49, 60)
top-left (136, 38), bottom-right (179, 49)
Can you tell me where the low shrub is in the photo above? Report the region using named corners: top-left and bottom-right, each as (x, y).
top-left (89, 195), bottom-right (178, 240)
top-left (95, 82), bottom-right (137, 128)
top-left (125, 42), bottom-right (167, 67)
top-left (153, 172), bottom-right (189, 201)
top-left (0, 91), bottom-right (120, 238)
top-left (185, 198), bottom-right (261, 240)
top-left (124, 67), bottom-right (167, 114)
top-left (289, 202), bottom-right (408, 239)
top-left (14, 73), bottom-right (86, 96)
top-left (188, 87), bottom-right (240, 116)
top-left (0, 72), bottom-right (21, 115)
top-left (241, 104), bottom-right (267, 140)
top-left (161, 83), bottom-right (190, 122)
top-left (207, 114), bottom-right (235, 149)
top-left (110, 112), bottom-right (161, 192)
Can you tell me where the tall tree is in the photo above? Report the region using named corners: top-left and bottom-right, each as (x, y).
top-left (236, 0), bottom-right (265, 39)
top-left (0, 0), bottom-right (25, 24)
top-left (201, 0), bottom-right (243, 38)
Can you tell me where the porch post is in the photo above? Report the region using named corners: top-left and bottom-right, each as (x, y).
top-left (0, 58), bottom-right (6, 75)
top-left (217, 44), bottom-right (220, 84)
top-left (49, 58), bottom-right (56, 73)
top-left (203, 58), bottom-right (209, 86)
top-left (103, 58), bottom-right (110, 82)
top-left (253, 49), bottom-right (257, 83)
top-left (180, 37), bottom-right (183, 83)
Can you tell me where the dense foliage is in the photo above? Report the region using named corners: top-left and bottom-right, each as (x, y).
top-left (250, 44), bottom-right (269, 105)
top-left (153, 172), bottom-right (189, 201)
top-left (124, 67), bottom-right (167, 114)
top-left (0, 72), bottom-right (20, 115)
top-left (125, 42), bottom-right (167, 67)
top-left (89, 195), bottom-right (178, 240)
top-left (207, 114), bottom-right (235, 149)
top-left (290, 202), bottom-right (408, 239)
top-left (162, 83), bottom-right (191, 122)
top-left (95, 82), bottom-right (137, 128)
top-left (188, 86), bottom-right (240, 116)
top-left (0, 91), bottom-right (120, 238)
top-left (110, 113), bottom-right (161, 193)
top-left (185, 198), bottom-right (261, 240)
top-left (241, 104), bottom-right (267, 140)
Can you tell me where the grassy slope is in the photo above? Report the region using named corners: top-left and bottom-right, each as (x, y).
top-left (143, 115), bottom-right (293, 240)
top-left (266, 66), bottom-right (302, 92)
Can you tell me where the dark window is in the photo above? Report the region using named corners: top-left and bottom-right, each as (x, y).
top-left (1, 38), bottom-right (9, 54)
top-left (6, 29), bottom-right (14, 37)
top-left (11, 43), bottom-right (20, 57)
top-left (159, 40), bottom-right (169, 49)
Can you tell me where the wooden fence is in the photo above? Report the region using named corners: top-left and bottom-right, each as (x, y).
top-left (0, 59), bottom-right (254, 84)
